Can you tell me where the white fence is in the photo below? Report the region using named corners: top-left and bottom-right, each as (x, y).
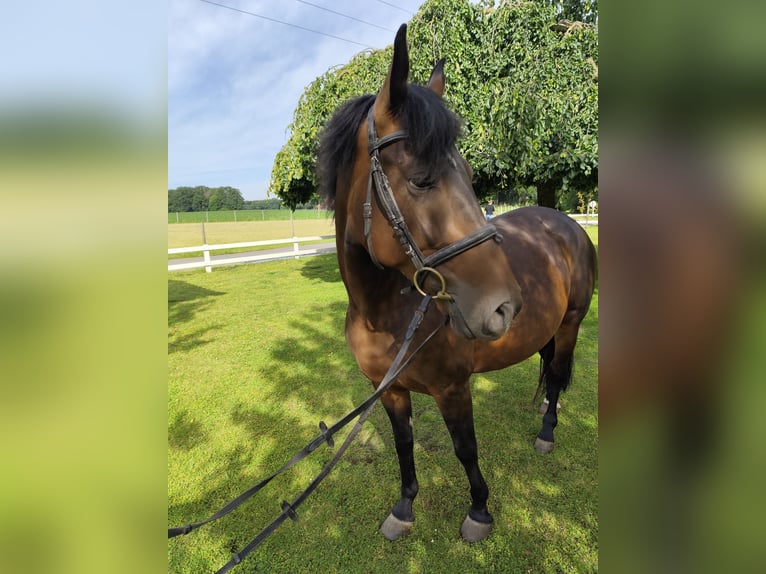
top-left (168, 214), bottom-right (596, 273)
top-left (570, 213), bottom-right (599, 226)
top-left (168, 235), bottom-right (336, 272)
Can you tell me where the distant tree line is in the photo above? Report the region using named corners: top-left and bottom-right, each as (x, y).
top-left (245, 198), bottom-right (283, 210)
top-left (167, 186), bottom-right (326, 212)
top-left (168, 186), bottom-right (244, 212)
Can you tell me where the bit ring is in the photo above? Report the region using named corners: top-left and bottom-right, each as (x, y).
top-left (413, 267), bottom-right (453, 301)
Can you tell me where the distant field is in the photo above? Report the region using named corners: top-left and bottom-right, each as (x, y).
top-left (168, 209), bottom-right (331, 224)
top-left (168, 219), bottom-right (336, 250)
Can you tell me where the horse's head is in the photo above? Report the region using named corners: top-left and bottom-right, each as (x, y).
top-left (321, 24), bottom-right (522, 340)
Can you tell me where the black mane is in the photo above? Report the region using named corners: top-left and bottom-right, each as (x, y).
top-left (317, 85), bottom-right (463, 205)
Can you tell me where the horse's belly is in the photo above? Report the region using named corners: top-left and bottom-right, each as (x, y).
top-left (472, 308), bottom-right (564, 372)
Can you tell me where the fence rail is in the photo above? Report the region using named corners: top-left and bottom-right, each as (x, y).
top-left (168, 235), bottom-right (336, 272)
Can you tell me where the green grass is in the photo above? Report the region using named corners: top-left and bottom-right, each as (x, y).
top-left (168, 228), bottom-right (598, 573)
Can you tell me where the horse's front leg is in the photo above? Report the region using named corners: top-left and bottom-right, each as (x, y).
top-left (379, 387), bottom-right (418, 541)
top-left (434, 382), bottom-right (493, 542)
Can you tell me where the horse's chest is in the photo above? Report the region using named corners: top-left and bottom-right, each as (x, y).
top-left (345, 310), bottom-right (472, 388)
top-left (345, 313), bottom-right (396, 382)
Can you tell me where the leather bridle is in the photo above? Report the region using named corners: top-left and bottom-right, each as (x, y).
top-left (363, 106), bottom-right (500, 300)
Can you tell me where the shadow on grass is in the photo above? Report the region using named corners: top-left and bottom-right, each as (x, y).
top-left (168, 280), bottom-right (225, 354)
top-left (299, 253), bottom-right (343, 283)
top-left (169, 280), bottom-right (224, 307)
top-left (168, 409), bottom-right (208, 450)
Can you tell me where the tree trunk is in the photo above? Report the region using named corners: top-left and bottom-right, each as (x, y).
top-left (536, 180), bottom-right (557, 209)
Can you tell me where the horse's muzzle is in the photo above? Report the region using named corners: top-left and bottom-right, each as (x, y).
top-left (447, 295), bottom-right (520, 341)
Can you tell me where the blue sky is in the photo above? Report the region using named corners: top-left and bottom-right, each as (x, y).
top-left (169, 0), bottom-right (426, 200)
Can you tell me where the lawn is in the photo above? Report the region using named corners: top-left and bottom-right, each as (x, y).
top-left (168, 228), bottom-right (598, 573)
top-left (168, 219), bottom-right (336, 249)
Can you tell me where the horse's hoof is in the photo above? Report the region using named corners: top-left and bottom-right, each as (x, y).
top-left (380, 513), bottom-right (413, 541)
top-left (460, 515), bottom-right (492, 542)
top-left (539, 399), bottom-right (562, 415)
top-left (534, 437), bottom-right (555, 454)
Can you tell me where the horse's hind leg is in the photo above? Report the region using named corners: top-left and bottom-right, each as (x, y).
top-left (379, 388), bottom-right (419, 541)
top-left (539, 397), bottom-right (562, 415)
top-left (433, 382), bottom-right (493, 542)
top-left (534, 312), bottom-right (581, 454)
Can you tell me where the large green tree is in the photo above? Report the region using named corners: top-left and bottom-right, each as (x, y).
top-left (269, 0), bottom-right (597, 210)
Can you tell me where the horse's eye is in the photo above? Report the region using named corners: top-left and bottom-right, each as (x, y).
top-left (407, 179), bottom-right (435, 192)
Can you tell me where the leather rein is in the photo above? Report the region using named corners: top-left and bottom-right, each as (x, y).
top-left (362, 106), bottom-right (500, 299)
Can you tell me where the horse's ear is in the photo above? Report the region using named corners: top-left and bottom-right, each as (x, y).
top-left (376, 24), bottom-right (409, 116)
top-left (427, 58), bottom-right (446, 97)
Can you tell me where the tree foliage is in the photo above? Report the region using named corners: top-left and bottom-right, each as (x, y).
top-left (269, 0), bottom-right (597, 210)
top-left (543, 0), bottom-right (598, 25)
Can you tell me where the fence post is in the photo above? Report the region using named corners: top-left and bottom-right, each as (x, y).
top-left (291, 211), bottom-right (299, 258)
top-left (203, 247), bottom-right (212, 273)
top-left (201, 222), bottom-right (212, 273)
top-left (234, 209), bottom-right (237, 223)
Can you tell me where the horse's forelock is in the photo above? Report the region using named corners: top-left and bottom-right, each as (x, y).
top-left (400, 85), bottom-right (463, 171)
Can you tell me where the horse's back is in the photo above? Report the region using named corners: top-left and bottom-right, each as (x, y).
top-left (496, 206), bottom-right (593, 254)
top-left (495, 206), bottom-right (597, 305)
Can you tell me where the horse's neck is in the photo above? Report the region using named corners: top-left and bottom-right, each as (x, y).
top-left (339, 240), bottom-right (409, 326)
top-left (334, 200), bottom-right (414, 326)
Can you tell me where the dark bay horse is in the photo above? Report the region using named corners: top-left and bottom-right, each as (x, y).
top-left (317, 25), bottom-right (597, 543)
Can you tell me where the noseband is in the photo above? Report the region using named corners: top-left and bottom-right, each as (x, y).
top-left (363, 107), bottom-right (499, 299)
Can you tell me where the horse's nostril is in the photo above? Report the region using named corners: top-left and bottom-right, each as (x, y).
top-left (483, 301), bottom-right (513, 338)
top-left (498, 299), bottom-right (519, 319)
